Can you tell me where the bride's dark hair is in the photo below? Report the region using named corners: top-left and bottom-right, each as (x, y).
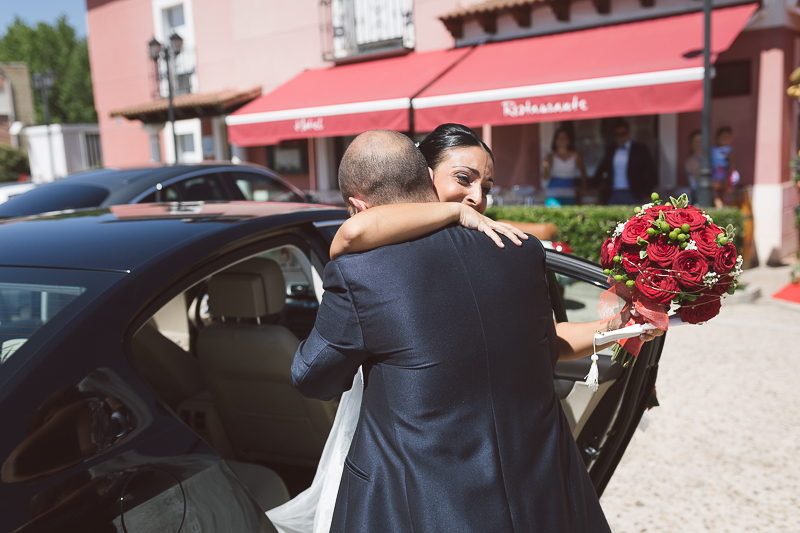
top-left (418, 123), bottom-right (494, 171)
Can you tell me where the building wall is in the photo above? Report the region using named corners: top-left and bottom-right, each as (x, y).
top-left (86, 0), bottom-right (155, 167)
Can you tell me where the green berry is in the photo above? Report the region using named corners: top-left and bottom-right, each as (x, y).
top-left (603, 268), bottom-right (611, 275)
top-left (680, 243), bottom-right (688, 249)
top-left (646, 228), bottom-right (657, 236)
top-left (614, 274), bottom-right (624, 282)
top-left (651, 192), bottom-right (659, 201)
top-left (669, 231), bottom-right (678, 240)
top-left (718, 236), bottom-right (728, 245)
top-left (634, 206), bottom-right (641, 213)
top-left (687, 294), bottom-right (697, 302)
top-left (626, 280), bottom-right (635, 287)
top-left (659, 222), bottom-right (670, 232)
top-left (681, 223), bottom-right (690, 232)
top-left (678, 233), bottom-right (688, 241)
top-left (613, 255), bottom-right (621, 263)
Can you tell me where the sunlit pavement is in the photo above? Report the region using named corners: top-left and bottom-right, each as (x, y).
top-left (600, 262), bottom-right (800, 532)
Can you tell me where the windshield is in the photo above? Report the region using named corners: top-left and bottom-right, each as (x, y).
top-left (0, 267), bottom-right (123, 394)
top-left (0, 184), bottom-right (110, 218)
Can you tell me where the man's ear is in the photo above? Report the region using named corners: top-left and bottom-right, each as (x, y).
top-left (429, 167), bottom-right (434, 182)
top-left (348, 197), bottom-right (370, 214)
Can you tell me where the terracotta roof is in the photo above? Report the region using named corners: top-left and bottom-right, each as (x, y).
top-left (440, 0), bottom-right (545, 21)
top-left (110, 87), bottom-right (262, 123)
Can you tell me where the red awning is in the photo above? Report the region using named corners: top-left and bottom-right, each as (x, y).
top-left (413, 4), bottom-right (758, 131)
top-left (226, 48), bottom-right (472, 146)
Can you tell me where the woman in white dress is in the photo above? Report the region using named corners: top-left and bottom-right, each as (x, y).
top-left (542, 127), bottom-right (588, 205)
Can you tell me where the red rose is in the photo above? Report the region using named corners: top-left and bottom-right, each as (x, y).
top-left (665, 208), bottom-right (706, 231)
top-left (600, 237), bottom-right (617, 269)
top-left (636, 267), bottom-right (679, 305)
top-left (680, 294), bottom-right (722, 324)
top-left (691, 227), bottom-right (720, 258)
top-left (622, 250), bottom-right (650, 275)
top-left (712, 274), bottom-right (733, 295)
top-left (672, 250), bottom-right (709, 290)
top-left (714, 243), bottom-right (738, 274)
top-left (706, 222), bottom-right (721, 235)
top-left (682, 205), bottom-right (706, 216)
top-left (646, 236), bottom-right (680, 266)
top-left (644, 204), bottom-right (674, 218)
top-left (619, 217), bottom-right (653, 248)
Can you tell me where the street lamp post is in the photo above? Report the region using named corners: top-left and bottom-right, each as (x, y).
top-left (149, 33), bottom-right (184, 164)
top-left (697, 0), bottom-right (714, 206)
top-left (32, 70), bottom-right (56, 181)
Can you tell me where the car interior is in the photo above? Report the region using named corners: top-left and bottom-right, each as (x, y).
top-left (127, 243), bottom-right (625, 515)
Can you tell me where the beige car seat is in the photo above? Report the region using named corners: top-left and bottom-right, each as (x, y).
top-left (197, 258), bottom-right (336, 467)
top-left (130, 320), bottom-right (206, 410)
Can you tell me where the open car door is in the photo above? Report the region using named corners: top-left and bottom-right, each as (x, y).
top-left (547, 250), bottom-right (666, 496)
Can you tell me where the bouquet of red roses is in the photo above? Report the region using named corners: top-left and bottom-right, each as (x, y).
top-left (596, 193), bottom-right (743, 369)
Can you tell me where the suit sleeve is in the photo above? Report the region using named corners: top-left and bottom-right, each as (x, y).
top-left (291, 260), bottom-right (368, 401)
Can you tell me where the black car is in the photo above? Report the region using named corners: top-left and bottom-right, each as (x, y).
top-left (0, 202), bottom-right (664, 532)
top-left (0, 163), bottom-right (308, 219)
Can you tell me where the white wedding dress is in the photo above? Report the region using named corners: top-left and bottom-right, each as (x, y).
top-left (266, 369), bottom-right (363, 533)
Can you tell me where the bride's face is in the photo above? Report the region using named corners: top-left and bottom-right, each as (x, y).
top-left (431, 146), bottom-right (494, 214)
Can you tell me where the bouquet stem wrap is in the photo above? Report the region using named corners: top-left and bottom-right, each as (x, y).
top-left (598, 280), bottom-right (669, 356)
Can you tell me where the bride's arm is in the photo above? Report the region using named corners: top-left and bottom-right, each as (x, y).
top-left (331, 202), bottom-right (528, 259)
top-left (554, 314), bottom-right (664, 361)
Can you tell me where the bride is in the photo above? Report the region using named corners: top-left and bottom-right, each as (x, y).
top-left (266, 124), bottom-right (661, 532)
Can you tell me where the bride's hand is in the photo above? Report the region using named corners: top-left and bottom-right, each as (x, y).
top-left (457, 205), bottom-right (529, 248)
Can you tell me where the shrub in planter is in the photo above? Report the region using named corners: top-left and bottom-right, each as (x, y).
top-left (486, 204), bottom-right (744, 264)
top-left (0, 145), bottom-right (30, 183)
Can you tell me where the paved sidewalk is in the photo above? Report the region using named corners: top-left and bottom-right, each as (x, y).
top-left (599, 263), bottom-right (800, 532)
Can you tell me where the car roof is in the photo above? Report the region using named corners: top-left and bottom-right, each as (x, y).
top-left (36, 163), bottom-right (293, 203)
top-left (0, 202), bottom-right (346, 272)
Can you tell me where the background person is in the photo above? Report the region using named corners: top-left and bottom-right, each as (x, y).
top-left (542, 127), bottom-right (588, 205)
top-left (711, 126), bottom-right (736, 207)
top-left (594, 119), bottom-right (657, 204)
top-left (684, 129), bottom-right (703, 204)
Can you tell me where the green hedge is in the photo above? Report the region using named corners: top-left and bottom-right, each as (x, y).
top-left (0, 145), bottom-right (30, 183)
top-left (486, 205), bottom-right (745, 264)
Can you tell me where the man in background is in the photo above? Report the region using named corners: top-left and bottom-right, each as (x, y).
top-left (594, 119), bottom-right (657, 204)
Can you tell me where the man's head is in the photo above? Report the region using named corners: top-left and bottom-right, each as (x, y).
top-left (614, 120), bottom-right (631, 146)
top-left (339, 130), bottom-right (439, 216)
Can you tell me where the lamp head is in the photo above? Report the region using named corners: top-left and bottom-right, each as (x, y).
top-left (169, 33), bottom-right (183, 55)
top-left (148, 37), bottom-right (162, 61)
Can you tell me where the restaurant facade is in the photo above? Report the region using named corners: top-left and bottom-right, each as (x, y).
top-left (87, 0), bottom-right (800, 263)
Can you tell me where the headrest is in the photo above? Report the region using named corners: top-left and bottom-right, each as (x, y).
top-left (208, 257), bottom-right (286, 319)
top-left (208, 273), bottom-right (266, 319)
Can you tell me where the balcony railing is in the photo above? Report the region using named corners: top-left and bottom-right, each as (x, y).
top-left (150, 45), bottom-right (196, 99)
top-left (320, 0), bottom-right (415, 62)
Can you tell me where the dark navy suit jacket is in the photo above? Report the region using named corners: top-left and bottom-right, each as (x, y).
top-left (291, 226), bottom-right (609, 532)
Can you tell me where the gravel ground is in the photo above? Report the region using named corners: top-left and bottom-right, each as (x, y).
top-left (599, 264), bottom-right (800, 532)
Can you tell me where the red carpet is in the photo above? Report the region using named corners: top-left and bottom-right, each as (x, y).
top-left (772, 282), bottom-right (800, 304)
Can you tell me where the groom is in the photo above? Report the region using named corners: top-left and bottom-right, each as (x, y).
top-left (291, 130), bottom-right (608, 532)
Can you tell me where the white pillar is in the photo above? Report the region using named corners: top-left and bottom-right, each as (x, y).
top-left (752, 48), bottom-right (785, 265)
top-left (212, 117), bottom-right (228, 161)
top-left (314, 137), bottom-right (336, 191)
top-left (658, 113), bottom-right (678, 191)
top-left (231, 143), bottom-right (245, 164)
top-left (143, 123), bottom-right (165, 163)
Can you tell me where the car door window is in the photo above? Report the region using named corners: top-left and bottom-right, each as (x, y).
top-left (222, 171), bottom-right (303, 203)
top-left (167, 173), bottom-right (228, 202)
